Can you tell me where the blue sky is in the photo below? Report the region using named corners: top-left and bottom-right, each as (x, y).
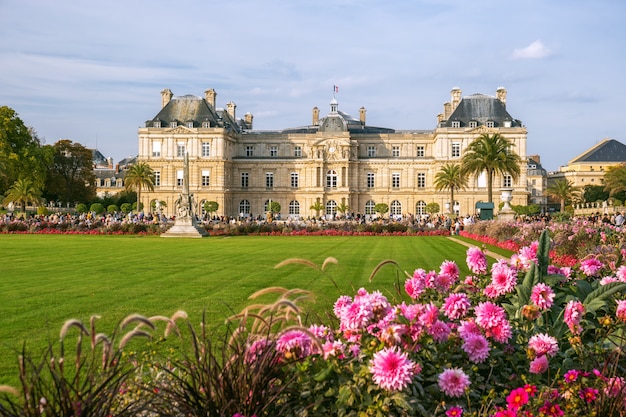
top-left (1, 0), bottom-right (624, 171)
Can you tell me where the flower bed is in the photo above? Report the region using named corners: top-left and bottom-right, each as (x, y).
top-left (2, 230), bottom-right (625, 416)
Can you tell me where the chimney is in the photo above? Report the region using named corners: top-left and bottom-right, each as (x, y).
top-left (161, 88), bottom-right (173, 108)
top-left (226, 101), bottom-right (236, 121)
top-left (359, 107), bottom-right (366, 125)
top-left (437, 113), bottom-right (444, 124)
top-left (450, 87), bottom-right (462, 111)
top-left (244, 112), bottom-right (253, 129)
top-left (496, 86), bottom-right (507, 106)
top-left (443, 102), bottom-right (452, 120)
top-left (204, 89), bottom-right (216, 108)
top-left (312, 107), bottom-right (319, 125)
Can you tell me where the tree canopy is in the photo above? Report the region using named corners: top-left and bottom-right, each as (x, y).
top-left (44, 140), bottom-right (96, 204)
top-left (460, 133), bottom-right (522, 203)
top-left (124, 162), bottom-right (155, 213)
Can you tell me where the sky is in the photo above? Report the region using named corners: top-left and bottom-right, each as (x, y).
top-left (1, 0), bottom-right (625, 172)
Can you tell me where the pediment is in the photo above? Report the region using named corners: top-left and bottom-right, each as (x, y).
top-left (469, 125), bottom-right (498, 134)
top-left (167, 126), bottom-right (194, 134)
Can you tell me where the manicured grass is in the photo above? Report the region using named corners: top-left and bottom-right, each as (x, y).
top-left (0, 234), bottom-right (502, 384)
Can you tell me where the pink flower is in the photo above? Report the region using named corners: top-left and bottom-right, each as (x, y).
top-left (506, 387), bottom-right (529, 410)
top-left (438, 367), bottom-right (471, 397)
top-left (275, 330), bottom-right (314, 359)
top-left (579, 387), bottom-right (599, 403)
top-left (528, 333), bottom-right (559, 357)
top-left (616, 265), bottom-right (626, 282)
top-left (439, 260), bottom-right (460, 282)
top-left (428, 320), bottom-right (451, 343)
top-left (530, 283), bottom-right (555, 311)
top-left (616, 299), bottom-right (626, 323)
top-left (466, 247), bottom-right (487, 275)
top-left (442, 293), bottom-right (471, 320)
top-left (405, 275), bottom-right (425, 299)
top-left (322, 340), bottom-right (345, 359)
top-left (580, 258), bottom-right (604, 276)
top-left (445, 406), bottom-right (463, 417)
top-left (369, 347), bottom-right (417, 391)
top-left (487, 261), bottom-right (517, 297)
top-left (474, 301), bottom-right (507, 330)
top-left (564, 300), bottom-right (585, 334)
top-left (564, 369), bottom-right (580, 383)
top-left (458, 320), bottom-right (481, 340)
top-left (529, 355), bottom-right (549, 374)
top-left (462, 333), bottom-right (490, 363)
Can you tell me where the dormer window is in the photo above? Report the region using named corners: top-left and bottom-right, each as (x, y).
top-left (486, 121), bottom-right (495, 128)
top-left (202, 121), bottom-right (210, 128)
top-left (170, 121), bottom-right (177, 128)
top-left (469, 121), bottom-right (477, 128)
top-left (451, 121), bottom-right (461, 128)
top-left (153, 121), bottom-right (161, 128)
top-left (187, 121), bottom-right (194, 128)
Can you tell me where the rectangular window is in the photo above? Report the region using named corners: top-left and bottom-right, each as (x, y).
top-left (367, 172), bottom-right (375, 188)
top-left (241, 172), bottom-right (249, 188)
top-left (170, 121), bottom-right (177, 128)
top-left (469, 121), bottom-right (477, 128)
top-left (451, 121), bottom-right (461, 128)
top-left (486, 121), bottom-right (495, 128)
top-left (417, 172), bottom-right (426, 188)
top-left (177, 170), bottom-right (183, 187)
top-left (270, 145), bottom-right (278, 157)
top-left (294, 146), bottom-right (302, 157)
top-left (187, 122), bottom-right (194, 128)
top-left (291, 172), bottom-right (299, 188)
top-left (202, 121), bottom-right (210, 128)
top-left (416, 145), bottom-right (425, 157)
top-left (152, 142), bottom-right (161, 157)
top-left (392, 173), bottom-right (400, 188)
top-left (201, 170), bottom-right (210, 187)
top-left (392, 146), bottom-right (400, 158)
top-left (245, 146), bottom-right (254, 157)
top-left (177, 144), bottom-right (186, 158)
top-left (503, 175), bottom-right (512, 187)
top-left (367, 146), bottom-right (377, 157)
top-left (154, 171), bottom-right (161, 186)
top-left (201, 142), bottom-right (210, 157)
top-left (452, 142), bottom-right (460, 158)
top-left (266, 172), bottom-right (274, 189)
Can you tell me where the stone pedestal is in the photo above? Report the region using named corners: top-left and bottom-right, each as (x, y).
top-left (498, 188), bottom-right (516, 221)
top-left (161, 217), bottom-right (208, 238)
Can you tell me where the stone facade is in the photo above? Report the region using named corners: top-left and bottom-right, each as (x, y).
top-left (138, 87), bottom-right (528, 219)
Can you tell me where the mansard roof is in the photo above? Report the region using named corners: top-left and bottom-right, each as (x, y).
top-left (146, 95), bottom-right (238, 131)
top-left (569, 138), bottom-right (626, 164)
top-left (442, 93), bottom-right (522, 128)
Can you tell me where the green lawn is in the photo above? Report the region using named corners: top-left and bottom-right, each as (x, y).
top-left (0, 234), bottom-right (505, 384)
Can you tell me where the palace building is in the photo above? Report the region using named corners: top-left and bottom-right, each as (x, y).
top-left (138, 87), bottom-right (527, 219)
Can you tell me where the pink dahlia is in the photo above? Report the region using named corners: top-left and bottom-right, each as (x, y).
top-left (530, 283), bottom-right (555, 311)
top-left (462, 333), bottom-right (490, 363)
top-left (564, 300), bottom-right (585, 334)
top-left (488, 261), bottom-right (517, 296)
top-left (275, 330), bottom-right (314, 359)
top-left (428, 320), bottom-right (451, 343)
top-left (466, 247), bottom-right (487, 275)
top-left (438, 367), bottom-right (471, 397)
top-left (474, 301), bottom-right (507, 330)
top-left (616, 265), bottom-right (626, 282)
top-left (442, 293), bottom-right (471, 320)
top-left (528, 333), bottom-right (559, 357)
top-left (405, 275), bottom-right (425, 299)
top-left (580, 258), bottom-right (604, 277)
top-left (445, 406), bottom-right (463, 417)
top-left (369, 346), bottom-right (417, 391)
top-left (439, 260), bottom-right (460, 281)
top-left (506, 387), bottom-right (529, 411)
top-left (457, 320), bottom-right (481, 340)
top-left (529, 355), bottom-right (549, 374)
top-left (616, 299), bottom-right (626, 323)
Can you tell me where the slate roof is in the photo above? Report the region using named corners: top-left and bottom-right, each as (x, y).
top-left (281, 104), bottom-right (395, 134)
top-left (442, 93), bottom-right (522, 128)
top-left (146, 95), bottom-right (239, 131)
top-left (569, 139), bottom-right (626, 164)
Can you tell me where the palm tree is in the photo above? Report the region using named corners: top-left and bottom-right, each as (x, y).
top-left (603, 163), bottom-right (626, 197)
top-left (337, 202), bottom-right (350, 218)
top-left (460, 133), bottom-right (522, 203)
top-left (3, 177), bottom-right (43, 216)
top-left (310, 200), bottom-right (324, 217)
top-left (546, 179), bottom-right (580, 212)
top-left (434, 163), bottom-right (468, 214)
top-left (124, 162), bottom-right (155, 213)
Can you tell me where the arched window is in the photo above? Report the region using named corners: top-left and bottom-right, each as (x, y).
top-left (390, 200), bottom-right (402, 216)
top-left (326, 200), bottom-right (337, 216)
top-left (289, 200), bottom-right (300, 215)
top-left (199, 199), bottom-right (207, 217)
top-left (416, 200), bottom-right (426, 216)
top-left (239, 200), bottom-right (251, 215)
top-left (365, 200), bottom-right (376, 215)
top-left (326, 170), bottom-right (337, 188)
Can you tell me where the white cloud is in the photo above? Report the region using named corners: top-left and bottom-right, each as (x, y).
top-left (511, 40), bottom-right (552, 60)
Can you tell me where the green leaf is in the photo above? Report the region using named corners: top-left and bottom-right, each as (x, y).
top-left (583, 282), bottom-right (626, 315)
top-left (313, 367), bottom-right (333, 382)
top-left (536, 229), bottom-right (551, 275)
